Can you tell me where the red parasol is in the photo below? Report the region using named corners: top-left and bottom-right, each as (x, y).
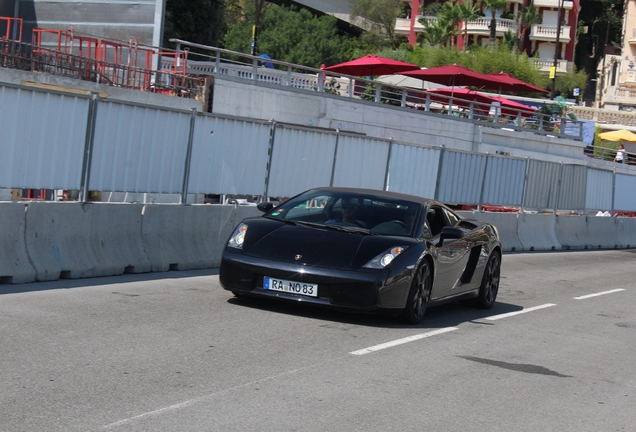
top-left (400, 65), bottom-right (504, 89)
top-left (323, 55), bottom-right (419, 76)
top-left (425, 88), bottom-right (538, 117)
top-left (486, 72), bottom-right (549, 94)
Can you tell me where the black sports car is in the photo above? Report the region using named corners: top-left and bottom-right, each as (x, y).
top-left (220, 187), bottom-right (501, 324)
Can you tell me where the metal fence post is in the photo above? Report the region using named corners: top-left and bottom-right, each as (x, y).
top-left (520, 157), bottom-right (530, 213)
top-left (478, 155), bottom-right (490, 211)
top-left (330, 128), bottom-right (341, 187)
top-left (180, 107), bottom-right (197, 204)
top-left (434, 146), bottom-right (446, 201)
top-left (383, 139), bottom-right (393, 191)
top-left (79, 92), bottom-right (99, 203)
top-left (611, 166), bottom-right (616, 215)
top-left (262, 120), bottom-right (277, 201)
top-left (554, 162), bottom-right (563, 214)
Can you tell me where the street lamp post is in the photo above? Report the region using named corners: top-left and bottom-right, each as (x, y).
top-left (251, 0), bottom-right (266, 56)
top-left (550, 0), bottom-right (565, 99)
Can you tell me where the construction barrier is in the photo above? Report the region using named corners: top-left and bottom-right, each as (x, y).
top-left (0, 202), bottom-right (35, 283)
top-left (517, 213), bottom-right (561, 251)
top-left (140, 204), bottom-right (256, 271)
top-left (0, 202), bottom-right (633, 284)
top-left (25, 202), bottom-right (151, 281)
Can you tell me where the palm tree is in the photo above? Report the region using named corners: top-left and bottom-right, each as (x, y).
top-left (519, 4), bottom-right (541, 54)
top-left (456, 0), bottom-right (481, 51)
top-left (418, 15), bottom-right (453, 47)
top-left (439, 2), bottom-right (462, 48)
top-left (481, 0), bottom-right (508, 47)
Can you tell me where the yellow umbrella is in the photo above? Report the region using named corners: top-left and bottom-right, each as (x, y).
top-left (598, 129), bottom-right (636, 142)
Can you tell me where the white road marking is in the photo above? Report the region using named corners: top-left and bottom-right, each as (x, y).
top-left (349, 327), bottom-right (458, 356)
top-left (485, 303), bottom-right (556, 321)
top-left (574, 288), bottom-right (625, 300)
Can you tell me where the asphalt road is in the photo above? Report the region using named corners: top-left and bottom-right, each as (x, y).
top-left (1, 250), bottom-right (635, 432)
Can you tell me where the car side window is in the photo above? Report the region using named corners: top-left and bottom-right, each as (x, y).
top-left (444, 208), bottom-right (460, 227)
top-left (426, 206), bottom-right (447, 237)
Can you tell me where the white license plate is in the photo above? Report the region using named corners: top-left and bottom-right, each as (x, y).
top-left (263, 277), bottom-right (318, 297)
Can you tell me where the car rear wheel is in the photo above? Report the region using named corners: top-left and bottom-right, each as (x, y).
top-left (476, 253), bottom-right (500, 309)
top-left (401, 262), bottom-right (432, 324)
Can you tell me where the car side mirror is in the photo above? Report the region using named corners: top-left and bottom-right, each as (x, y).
top-left (257, 202), bottom-right (275, 213)
top-left (437, 226), bottom-right (464, 247)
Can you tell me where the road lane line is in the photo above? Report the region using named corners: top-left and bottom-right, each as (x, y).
top-left (485, 303), bottom-right (556, 321)
top-left (349, 327), bottom-right (458, 356)
top-left (574, 288), bottom-right (625, 300)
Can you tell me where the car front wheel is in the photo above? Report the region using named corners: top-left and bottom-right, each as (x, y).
top-left (401, 262), bottom-right (432, 324)
top-left (476, 253), bottom-right (500, 309)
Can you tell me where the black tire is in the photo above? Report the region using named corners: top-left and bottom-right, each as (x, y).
top-left (401, 262), bottom-right (432, 324)
top-left (476, 253), bottom-right (500, 309)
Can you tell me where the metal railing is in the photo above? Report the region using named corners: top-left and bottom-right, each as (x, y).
top-left (168, 38), bottom-right (584, 141)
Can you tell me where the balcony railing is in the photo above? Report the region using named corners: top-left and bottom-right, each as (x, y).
top-left (531, 58), bottom-right (571, 73)
top-left (465, 18), bottom-right (518, 36)
top-left (530, 24), bottom-right (571, 42)
top-left (532, 0), bottom-right (574, 10)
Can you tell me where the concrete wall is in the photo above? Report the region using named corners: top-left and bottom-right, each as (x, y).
top-left (211, 75), bottom-right (589, 164)
top-left (0, 202), bottom-right (632, 284)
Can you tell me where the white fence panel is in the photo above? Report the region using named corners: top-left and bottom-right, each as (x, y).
top-left (268, 126), bottom-right (337, 198)
top-left (482, 156), bottom-right (526, 206)
top-left (0, 86), bottom-right (89, 189)
top-left (558, 164), bottom-right (587, 210)
top-left (387, 143), bottom-right (440, 198)
top-left (524, 160), bottom-right (561, 210)
top-left (437, 151), bottom-right (487, 204)
top-left (585, 168), bottom-right (613, 212)
top-left (615, 173), bottom-right (636, 211)
top-left (332, 135), bottom-right (389, 190)
top-left (188, 116), bottom-right (270, 195)
top-left (90, 101), bottom-right (192, 193)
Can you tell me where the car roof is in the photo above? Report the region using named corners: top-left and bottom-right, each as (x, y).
top-left (309, 187), bottom-right (433, 206)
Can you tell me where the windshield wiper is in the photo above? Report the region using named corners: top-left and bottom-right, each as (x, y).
top-left (320, 224), bottom-right (375, 235)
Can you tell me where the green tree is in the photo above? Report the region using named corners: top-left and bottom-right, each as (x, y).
top-left (480, 0), bottom-right (508, 47)
top-left (519, 4), bottom-right (541, 54)
top-left (163, 0), bottom-right (227, 50)
top-left (418, 15), bottom-right (453, 47)
top-left (440, 2), bottom-right (462, 49)
top-left (456, 0), bottom-right (481, 51)
top-left (349, 0), bottom-right (403, 49)
top-left (224, 3), bottom-right (355, 68)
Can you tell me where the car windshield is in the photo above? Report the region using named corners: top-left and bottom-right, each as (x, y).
top-left (263, 190), bottom-right (421, 237)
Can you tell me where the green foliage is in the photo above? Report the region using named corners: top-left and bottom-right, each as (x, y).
top-left (349, 0), bottom-right (403, 49)
top-left (163, 0), bottom-right (226, 51)
top-left (223, 3), bottom-right (356, 68)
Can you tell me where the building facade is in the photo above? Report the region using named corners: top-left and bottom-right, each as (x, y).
top-left (396, 0), bottom-right (579, 74)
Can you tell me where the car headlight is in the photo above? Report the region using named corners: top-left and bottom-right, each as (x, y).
top-left (227, 223), bottom-right (248, 249)
top-left (363, 246), bottom-right (408, 269)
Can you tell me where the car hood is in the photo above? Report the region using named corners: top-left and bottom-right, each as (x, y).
top-left (241, 219), bottom-right (410, 271)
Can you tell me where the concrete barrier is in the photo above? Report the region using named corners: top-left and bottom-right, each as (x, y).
top-left (555, 215), bottom-right (593, 250)
top-left (141, 204), bottom-right (261, 271)
top-left (616, 218), bottom-right (636, 249)
top-left (517, 213), bottom-right (561, 251)
top-left (0, 203), bottom-right (36, 283)
top-left (586, 216), bottom-right (621, 249)
top-left (25, 202), bottom-right (151, 281)
top-left (459, 211), bottom-right (522, 252)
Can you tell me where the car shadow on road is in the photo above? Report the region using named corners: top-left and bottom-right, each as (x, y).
top-left (0, 268), bottom-right (220, 296)
top-left (226, 295), bottom-right (523, 329)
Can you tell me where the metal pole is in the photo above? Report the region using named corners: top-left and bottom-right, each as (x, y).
top-left (251, 0), bottom-right (265, 56)
top-left (383, 139), bottom-right (393, 191)
top-left (330, 129), bottom-right (340, 187)
top-left (550, 0), bottom-right (564, 99)
top-left (434, 146), bottom-right (446, 201)
top-left (554, 162), bottom-right (563, 214)
top-left (262, 120), bottom-right (277, 202)
top-left (478, 155), bottom-right (490, 212)
top-left (79, 93), bottom-right (98, 203)
top-left (180, 107), bottom-right (197, 204)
